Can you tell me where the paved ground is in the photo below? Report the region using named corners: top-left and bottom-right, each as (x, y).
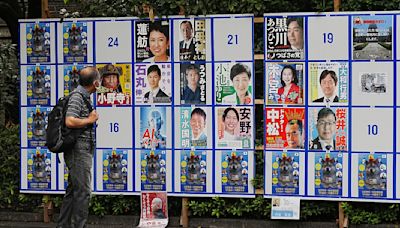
top-left (354, 42), bottom-right (392, 60)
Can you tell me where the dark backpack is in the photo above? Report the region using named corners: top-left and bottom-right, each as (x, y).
top-left (46, 91), bottom-right (93, 153)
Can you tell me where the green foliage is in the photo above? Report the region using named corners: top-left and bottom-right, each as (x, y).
top-left (342, 202), bottom-right (400, 225)
top-left (89, 195), bottom-right (141, 217)
top-left (188, 197), bottom-right (339, 221)
top-left (0, 125), bottom-right (20, 207)
top-left (0, 43), bottom-right (19, 126)
top-left (300, 201), bottom-right (337, 221)
top-left (63, 0), bottom-right (314, 18)
top-left (189, 196), bottom-right (271, 219)
top-left (0, 126), bottom-right (43, 212)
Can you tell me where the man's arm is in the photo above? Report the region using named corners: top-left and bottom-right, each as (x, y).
top-left (66, 110), bottom-right (98, 128)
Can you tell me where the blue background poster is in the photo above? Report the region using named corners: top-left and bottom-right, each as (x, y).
top-left (20, 149), bottom-right (57, 192)
top-left (314, 152), bottom-right (343, 197)
top-left (180, 150), bottom-right (207, 193)
top-left (62, 64), bottom-right (86, 96)
top-left (271, 152), bottom-right (300, 195)
top-left (101, 150), bottom-right (128, 191)
top-left (139, 107), bottom-right (167, 149)
top-left (26, 22), bottom-right (51, 63)
top-left (140, 150), bottom-right (167, 191)
top-left (63, 22), bottom-right (88, 63)
top-left (357, 153), bottom-right (388, 198)
top-left (220, 151), bottom-right (249, 193)
top-left (26, 65), bottom-right (52, 106)
top-left (26, 107), bottom-right (50, 148)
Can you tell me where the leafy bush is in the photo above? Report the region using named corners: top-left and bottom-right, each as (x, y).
top-left (0, 125), bottom-right (20, 208)
top-left (0, 43), bottom-right (19, 126)
top-left (188, 197), bottom-right (338, 221)
top-left (0, 125), bottom-right (44, 212)
top-left (342, 202), bottom-right (400, 225)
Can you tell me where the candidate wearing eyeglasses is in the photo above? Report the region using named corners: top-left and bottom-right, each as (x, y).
top-left (310, 107), bottom-right (336, 150)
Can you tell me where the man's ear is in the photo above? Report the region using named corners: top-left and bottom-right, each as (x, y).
top-left (94, 79), bottom-right (100, 87)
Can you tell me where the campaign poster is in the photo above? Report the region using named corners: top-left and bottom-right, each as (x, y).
top-left (314, 152), bottom-right (343, 197)
top-left (309, 62), bottom-right (349, 104)
top-left (26, 149), bottom-right (52, 190)
top-left (177, 19), bottom-right (206, 61)
top-left (96, 63), bottom-right (132, 106)
top-left (63, 163), bottom-right (69, 190)
top-left (27, 107), bottom-right (50, 148)
top-left (221, 151), bottom-right (249, 193)
top-left (138, 191), bottom-right (168, 227)
top-left (180, 63), bottom-right (206, 105)
top-left (353, 15), bottom-right (392, 60)
top-left (63, 64), bottom-right (85, 96)
top-left (140, 150), bottom-right (167, 191)
top-left (26, 22), bottom-right (51, 63)
top-left (265, 17), bottom-right (304, 60)
top-left (359, 72), bottom-right (387, 94)
top-left (140, 107), bottom-right (167, 149)
top-left (178, 107), bottom-right (212, 149)
top-left (180, 150), bottom-right (207, 193)
top-left (102, 150), bottom-right (128, 191)
top-left (265, 63), bottom-right (304, 105)
top-left (265, 108), bottom-right (305, 149)
top-left (215, 62), bottom-right (253, 105)
top-left (134, 63), bottom-right (172, 104)
top-left (135, 20), bottom-right (170, 63)
top-left (26, 65), bottom-right (51, 106)
top-left (272, 152), bottom-right (300, 195)
top-left (63, 22), bottom-right (88, 63)
top-left (358, 153), bottom-right (387, 198)
top-left (309, 107), bottom-right (348, 151)
top-left (216, 107), bottom-right (253, 149)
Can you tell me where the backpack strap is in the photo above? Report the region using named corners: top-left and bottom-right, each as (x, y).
top-left (70, 90), bottom-right (93, 112)
top-left (69, 90), bottom-right (94, 129)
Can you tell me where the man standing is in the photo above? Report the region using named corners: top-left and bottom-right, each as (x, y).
top-left (285, 119), bottom-right (304, 149)
top-left (310, 108), bottom-right (337, 150)
top-left (313, 70), bottom-right (339, 103)
top-left (179, 20), bottom-right (196, 60)
top-left (144, 65), bottom-right (170, 103)
top-left (58, 66), bottom-right (100, 228)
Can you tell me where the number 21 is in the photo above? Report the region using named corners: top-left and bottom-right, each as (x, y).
top-left (227, 34), bottom-right (238, 45)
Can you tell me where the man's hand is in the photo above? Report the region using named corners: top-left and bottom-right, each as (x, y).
top-left (66, 110), bottom-right (99, 128)
top-left (88, 110), bottom-right (99, 124)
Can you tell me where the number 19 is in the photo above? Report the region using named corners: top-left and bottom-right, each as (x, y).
top-left (323, 32), bottom-right (334, 44)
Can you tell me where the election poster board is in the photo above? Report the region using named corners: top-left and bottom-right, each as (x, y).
top-left (264, 11), bottom-right (400, 202)
top-left (19, 15), bottom-right (255, 197)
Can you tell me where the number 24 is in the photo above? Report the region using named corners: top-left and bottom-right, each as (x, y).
top-left (108, 37), bottom-right (119, 47)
